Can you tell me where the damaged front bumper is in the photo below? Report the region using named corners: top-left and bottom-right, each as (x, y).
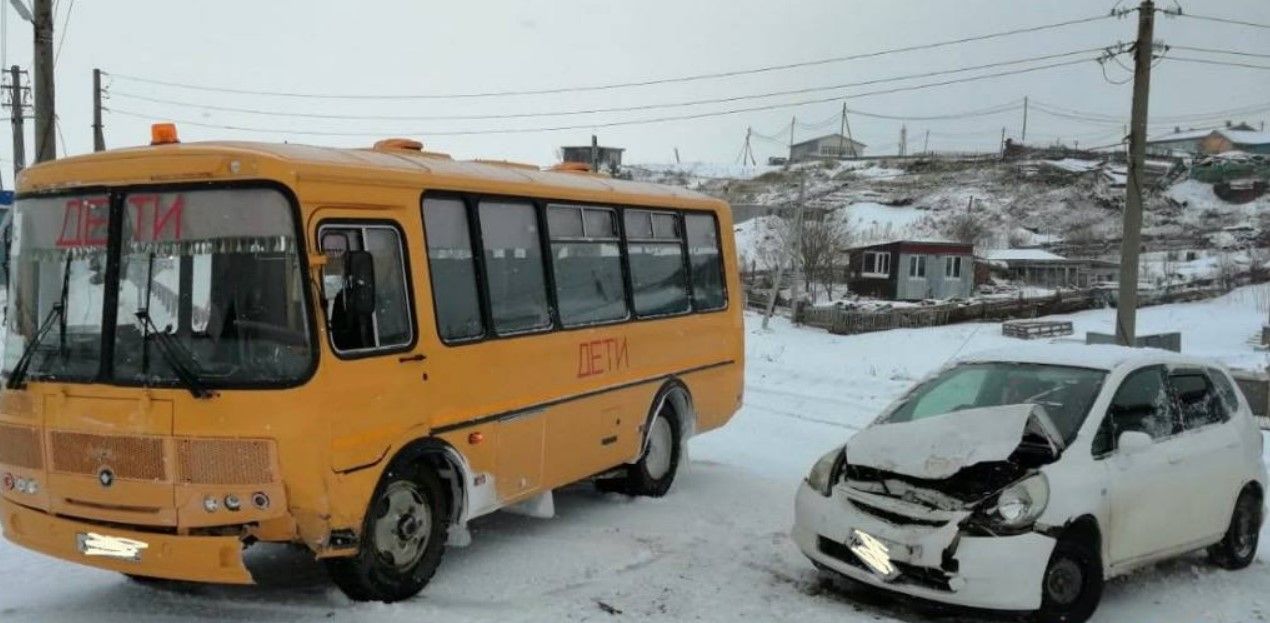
top-left (1, 497), bottom-right (253, 584)
top-left (792, 480), bottom-right (1055, 611)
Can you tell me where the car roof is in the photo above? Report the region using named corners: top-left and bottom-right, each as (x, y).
top-left (955, 343), bottom-right (1204, 372)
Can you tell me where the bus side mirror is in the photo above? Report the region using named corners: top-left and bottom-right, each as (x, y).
top-left (345, 250), bottom-right (377, 316)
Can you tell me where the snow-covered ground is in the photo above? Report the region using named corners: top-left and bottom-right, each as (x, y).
top-left (2, 287), bottom-right (1270, 622)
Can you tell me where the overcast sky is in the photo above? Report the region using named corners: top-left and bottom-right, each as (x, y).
top-left (2, 0), bottom-right (1269, 189)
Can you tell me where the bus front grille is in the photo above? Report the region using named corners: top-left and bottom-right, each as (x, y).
top-left (0, 424), bottom-right (43, 469)
top-left (50, 431), bottom-right (167, 481)
top-left (176, 439), bottom-right (274, 485)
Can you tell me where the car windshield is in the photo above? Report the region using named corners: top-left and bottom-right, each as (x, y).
top-left (3, 188), bottom-right (313, 387)
top-left (879, 362), bottom-right (1107, 444)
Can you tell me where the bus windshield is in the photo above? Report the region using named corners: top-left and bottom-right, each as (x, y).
top-left (3, 187), bottom-right (313, 388)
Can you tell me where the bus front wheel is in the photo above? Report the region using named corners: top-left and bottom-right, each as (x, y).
top-left (598, 405), bottom-right (681, 497)
top-left (325, 462), bottom-right (449, 602)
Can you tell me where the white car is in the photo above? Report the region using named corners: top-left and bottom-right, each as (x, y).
top-left (793, 344), bottom-right (1267, 623)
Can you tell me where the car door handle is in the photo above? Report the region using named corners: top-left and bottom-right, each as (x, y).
top-left (398, 353), bottom-right (427, 363)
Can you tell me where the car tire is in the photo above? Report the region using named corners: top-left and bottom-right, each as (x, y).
top-left (325, 462), bottom-right (449, 603)
top-left (1208, 488), bottom-right (1262, 570)
top-left (1032, 536), bottom-right (1103, 623)
top-left (597, 406), bottom-right (681, 497)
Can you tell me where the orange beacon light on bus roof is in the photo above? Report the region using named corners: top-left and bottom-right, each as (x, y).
top-left (150, 123), bottom-right (180, 145)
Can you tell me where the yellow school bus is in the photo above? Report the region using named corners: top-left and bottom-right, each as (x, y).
top-left (0, 129), bottom-right (744, 601)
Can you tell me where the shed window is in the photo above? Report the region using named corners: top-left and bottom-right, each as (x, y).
top-left (908, 255), bottom-right (926, 278)
top-left (862, 251), bottom-right (890, 277)
top-left (945, 256), bottom-right (962, 278)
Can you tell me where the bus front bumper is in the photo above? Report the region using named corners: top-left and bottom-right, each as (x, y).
top-left (1, 497), bottom-right (253, 584)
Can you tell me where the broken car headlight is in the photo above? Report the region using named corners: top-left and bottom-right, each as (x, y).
top-left (992, 473), bottom-right (1050, 529)
top-left (806, 445), bottom-right (847, 497)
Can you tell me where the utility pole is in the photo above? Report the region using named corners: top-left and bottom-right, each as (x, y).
top-left (787, 116), bottom-right (796, 165)
top-left (92, 68), bottom-right (105, 152)
top-left (898, 124), bottom-right (907, 157)
top-left (1115, 0), bottom-right (1156, 347)
top-left (589, 134), bottom-right (598, 172)
top-left (1021, 96), bottom-right (1029, 145)
top-left (32, 0), bottom-right (55, 163)
top-left (999, 127), bottom-right (1007, 159)
top-left (843, 109), bottom-right (856, 157)
top-left (5, 65), bottom-right (27, 180)
top-left (923, 129), bottom-right (930, 155)
top-left (838, 103), bottom-right (847, 158)
top-left (762, 172), bottom-right (807, 330)
top-left (673, 147), bottom-right (680, 165)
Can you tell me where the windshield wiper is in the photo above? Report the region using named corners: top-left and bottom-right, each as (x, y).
top-left (135, 309), bottom-right (214, 399)
top-left (6, 255), bottom-right (72, 390)
top-left (135, 253), bottom-right (214, 399)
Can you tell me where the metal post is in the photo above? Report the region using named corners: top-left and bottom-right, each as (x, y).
top-left (92, 68), bottom-right (105, 151)
top-left (32, 0), bottom-right (55, 163)
top-left (1115, 0), bottom-right (1155, 347)
top-left (1021, 96), bottom-right (1029, 145)
top-left (7, 65), bottom-right (25, 178)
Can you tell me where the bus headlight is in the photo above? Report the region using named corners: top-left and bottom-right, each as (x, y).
top-left (805, 446), bottom-right (846, 497)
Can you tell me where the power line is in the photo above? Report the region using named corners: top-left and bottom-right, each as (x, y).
top-left (53, 0), bottom-right (77, 66)
top-left (1169, 45), bottom-right (1270, 60)
top-left (1164, 56), bottom-right (1270, 71)
top-left (107, 48), bottom-right (1103, 123)
top-left (103, 15), bottom-right (1113, 101)
top-left (1174, 12), bottom-right (1270, 31)
top-left (106, 57), bottom-right (1096, 137)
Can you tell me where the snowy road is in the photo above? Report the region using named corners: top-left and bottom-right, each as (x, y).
top-left (3, 287), bottom-right (1270, 622)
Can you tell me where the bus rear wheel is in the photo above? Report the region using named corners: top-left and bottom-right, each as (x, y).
top-left (325, 462), bottom-right (449, 603)
top-left (598, 406), bottom-right (681, 497)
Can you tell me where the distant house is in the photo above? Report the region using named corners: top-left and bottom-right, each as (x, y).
top-left (790, 133), bottom-right (866, 162)
top-left (845, 240), bottom-right (974, 301)
top-left (1146, 124), bottom-right (1270, 157)
top-left (983, 248), bottom-right (1107, 289)
top-left (560, 144), bottom-right (625, 174)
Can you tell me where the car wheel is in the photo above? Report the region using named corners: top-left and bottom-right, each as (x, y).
top-left (325, 462), bottom-right (449, 602)
top-left (1032, 537), bottom-right (1103, 623)
top-left (597, 406), bottom-right (681, 497)
top-left (1208, 488), bottom-right (1262, 570)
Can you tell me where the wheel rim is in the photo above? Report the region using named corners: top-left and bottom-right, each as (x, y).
top-left (1232, 500), bottom-right (1259, 560)
top-left (644, 417), bottom-right (674, 480)
top-left (372, 480), bottom-right (432, 571)
top-left (1044, 557), bottom-right (1084, 606)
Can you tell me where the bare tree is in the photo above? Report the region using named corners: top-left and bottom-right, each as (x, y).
top-left (941, 211), bottom-right (991, 246)
top-left (797, 215), bottom-right (853, 301)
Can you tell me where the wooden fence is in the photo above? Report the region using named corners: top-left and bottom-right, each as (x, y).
top-left (787, 284), bottom-right (1237, 337)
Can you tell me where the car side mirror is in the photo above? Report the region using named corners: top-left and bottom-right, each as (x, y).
top-left (345, 250), bottom-right (377, 316)
top-left (1117, 430), bottom-right (1153, 454)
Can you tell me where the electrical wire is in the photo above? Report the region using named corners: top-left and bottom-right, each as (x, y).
top-left (1164, 56), bottom-right (1270, 71)
top-left (1170, 45), bottom-right (1270, 60)
top-left (105, 57), bottom-right (1096, 137)
top-left (102, 15), bottom-right (1113, 101)
top-left (107, 48), bottom-right (1104, 123)
top-left (1174, 13), bottom-right (1270, 31)
top-left (53, 0), bottom-right (77, 66)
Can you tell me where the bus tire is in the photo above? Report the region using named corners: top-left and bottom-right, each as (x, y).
top-left (598, 404), bottom-right (681, 497)
top-left (325, 461), bottom-right (449, 603)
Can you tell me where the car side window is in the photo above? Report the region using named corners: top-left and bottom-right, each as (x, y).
top-left (318, 223), bottom-right (413, 355)
top-left (1170, 371), bottom-right (1226, 430)
top-left (1207, 368), bottom-right (1242, 418)
top-left (1093, 366), bottom-right (1175, 455)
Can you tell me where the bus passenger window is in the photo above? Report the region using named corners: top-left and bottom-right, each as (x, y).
top-left (685, 213), bottom-right (726, 310)
top-left (423, 198), bottom-right (484, 341)
top-left (478, 201), bottom-right (551, 334)
top-left (625, 210), bottom-right (690, 317)
top-left (547, 205), bottom-right (627, 326)
top-left (318, 224), bottom-right (413, 354)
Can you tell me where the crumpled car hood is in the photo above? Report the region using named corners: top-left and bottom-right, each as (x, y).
top-left (845, 403), bottom-right (1065, 480)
